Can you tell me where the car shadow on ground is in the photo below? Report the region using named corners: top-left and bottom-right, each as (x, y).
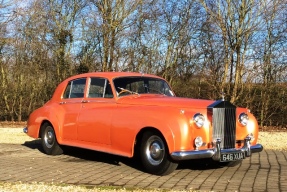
top-left (22, 140), bottom-right (224, 174)
top-left (22, 139), bottom-right (43, 152)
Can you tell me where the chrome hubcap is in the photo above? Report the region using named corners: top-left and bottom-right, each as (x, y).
top-left (150, 142), bottom-right (162, 159)
top-left (44, 126), bottom-right (55, 148)
top-left (146, 136), bottom-right (165, 166)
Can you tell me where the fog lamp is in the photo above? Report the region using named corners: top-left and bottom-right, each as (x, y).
top-left (195, 136), bottom-right (203, 149)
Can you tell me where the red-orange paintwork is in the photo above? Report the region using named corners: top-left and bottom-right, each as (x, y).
top-left (26, 72), bottom-right (260, 158)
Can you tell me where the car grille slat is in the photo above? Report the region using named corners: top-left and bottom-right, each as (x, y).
top-left (208, 101), bottom-right (236, 149)
top-left (223, 107), bottom-right (236, 148)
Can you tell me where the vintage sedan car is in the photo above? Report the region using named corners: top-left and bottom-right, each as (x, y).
top-left (24, 72), bottom-right (263, 175)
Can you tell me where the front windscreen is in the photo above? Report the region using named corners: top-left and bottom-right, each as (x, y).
top-left (113, 77), bottom-right (174, 97)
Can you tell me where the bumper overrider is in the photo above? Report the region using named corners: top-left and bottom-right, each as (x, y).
top-left (170, 136), bottom-right (263, 161)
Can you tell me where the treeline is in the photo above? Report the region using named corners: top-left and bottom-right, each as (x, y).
top-left (0, 0), bottom-right (286, 128)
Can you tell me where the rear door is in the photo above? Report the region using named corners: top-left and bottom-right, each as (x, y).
top-left (60, 78), bottom-right (87, 141)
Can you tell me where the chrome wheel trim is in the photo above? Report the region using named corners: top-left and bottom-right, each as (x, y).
top-left (44, 126), bottom-right (55, 149)
top-left (145, 135), bottom-right (165, 166)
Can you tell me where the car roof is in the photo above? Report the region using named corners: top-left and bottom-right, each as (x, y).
top-left (65, 72), bottom-right (163, 81)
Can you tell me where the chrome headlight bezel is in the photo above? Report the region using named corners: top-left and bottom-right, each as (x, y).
top-left (193, 113), bottom-right (205, 128)
top-left (239, 112), bottom-right (249, 126)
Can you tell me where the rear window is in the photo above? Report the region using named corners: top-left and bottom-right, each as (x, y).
top-left (63, 78), bottom-right (86, 99)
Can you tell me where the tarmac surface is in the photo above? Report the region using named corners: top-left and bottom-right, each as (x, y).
top-left (0, 140), bottom-right (287, 192)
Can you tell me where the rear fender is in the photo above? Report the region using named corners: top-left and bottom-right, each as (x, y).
top-left (28, 106), bottom-right (62, 143)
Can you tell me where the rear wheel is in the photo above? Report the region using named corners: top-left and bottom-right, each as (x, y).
top-left (140, 131), bottom-right (178, 175)
top-left (41, 123), bottom-right (63, 155)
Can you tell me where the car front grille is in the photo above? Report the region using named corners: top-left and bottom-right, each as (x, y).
top-left (208, 100), bottom-right (236, 149)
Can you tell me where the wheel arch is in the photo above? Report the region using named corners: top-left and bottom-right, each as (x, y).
top-left (40, 119), bottom-right (64, 155)
top-left (38, 118), bottom-right (61, 143)
top-left (134, 127), bottom-right (175, 157)
top-left (38, 120), bottom-right (52, 138)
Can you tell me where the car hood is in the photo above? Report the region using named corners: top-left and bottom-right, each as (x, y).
top-left (117, 94), bottom-right (215, 109)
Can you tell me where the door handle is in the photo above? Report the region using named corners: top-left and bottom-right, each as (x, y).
top-left (82, 100), bottom-right (90, 103)
top-left (59, 101), bottom-right (66, 105)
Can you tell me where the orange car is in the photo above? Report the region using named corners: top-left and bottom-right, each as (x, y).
top-left (24, 72), bottom-right (263, 175)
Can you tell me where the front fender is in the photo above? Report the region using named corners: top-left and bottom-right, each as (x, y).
top-left (111, 105), bottom-right (191, 157)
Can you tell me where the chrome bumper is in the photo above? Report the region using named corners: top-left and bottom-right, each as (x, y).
top-left (23, 127), bottom-right (28, 134)
top-left (171, 136), bottom-right (263, 161)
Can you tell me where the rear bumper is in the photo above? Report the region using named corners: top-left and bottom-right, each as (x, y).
top-left (23, 127), bottom-right (28, 134)
top-left (170, 136), bottom-right (263, 161)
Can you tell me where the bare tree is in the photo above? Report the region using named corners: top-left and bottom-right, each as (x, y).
top-left (88, 0), bottom-right (142, 71)
top-left (41, 0), bottom-right (86, 81)
top-left (199, 0), bottom-right (264, 102)
top-left (0, 0), bottom-right (21, 120)
top-left (250, 0), bottom-right (287, 126)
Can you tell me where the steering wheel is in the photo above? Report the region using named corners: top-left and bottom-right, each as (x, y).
top-left (118, 89), bottom-right (132, 96)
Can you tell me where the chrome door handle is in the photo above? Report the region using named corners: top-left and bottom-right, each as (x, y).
top-left (82, 100), bottom-right (90, 103)
top-left (59, 101), bottom-right (66, 105)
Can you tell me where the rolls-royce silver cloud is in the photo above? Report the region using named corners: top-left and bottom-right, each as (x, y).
top-left (24, 72), bottom-right (263, 175)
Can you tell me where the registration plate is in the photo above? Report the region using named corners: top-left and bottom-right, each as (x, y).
top-left (220, 152), bottom-right (245, 162)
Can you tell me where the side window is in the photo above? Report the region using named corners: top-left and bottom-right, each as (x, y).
top-left (63, 78), bottom-right (86, 99)
top-left (88, 78), bottom-right (113, 98)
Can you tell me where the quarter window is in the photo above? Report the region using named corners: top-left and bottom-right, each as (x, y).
top-left (63, 78), bottom-right (86, 99)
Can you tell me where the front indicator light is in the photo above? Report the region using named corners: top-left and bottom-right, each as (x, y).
top-left (239, 113), bottom-right (249, 126)
top-left (193, 113), bottom-right (205, 128)
top-left (195, 136), bottom-right (203, 150)
top-left (248, 133), bottom-right (255, 142)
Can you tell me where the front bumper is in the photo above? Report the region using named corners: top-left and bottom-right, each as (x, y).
top-left (170, 136), bottom-right (263, 161)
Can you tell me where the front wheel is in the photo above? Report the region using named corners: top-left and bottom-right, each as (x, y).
top-left (41, 123), bottom-right (63, 155)
top-left (140, 131), bottom-right (178, 175)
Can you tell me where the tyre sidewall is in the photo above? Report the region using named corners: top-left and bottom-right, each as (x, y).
top-left (41, 123), bottom-right (63, 155)
top-left (140, 131), bottom-right (177, 175)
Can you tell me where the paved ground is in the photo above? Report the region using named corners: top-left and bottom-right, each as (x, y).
top-left (0, 140), bottom-right (286, 192)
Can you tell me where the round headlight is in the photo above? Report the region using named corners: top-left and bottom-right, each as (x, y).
top-left (193, 113), bottom-right (205, 128)
top-left (239, 113), bottom-right (249, 126)
top-left (195, 136), bottom-right (203, 148)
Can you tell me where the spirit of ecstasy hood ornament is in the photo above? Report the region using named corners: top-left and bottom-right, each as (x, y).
top-left (221, 92), bottom-right (225, 101)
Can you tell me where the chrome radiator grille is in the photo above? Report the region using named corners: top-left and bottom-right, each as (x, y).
top-left (208, 100), bottom-right (236, 149)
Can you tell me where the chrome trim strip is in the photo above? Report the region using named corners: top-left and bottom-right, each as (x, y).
top-left (171, 137), bottom-right (263, 161)
top-left (23, 127), bottom-right (28, 134)
top-left (171, 149), bottom-right (215, 161)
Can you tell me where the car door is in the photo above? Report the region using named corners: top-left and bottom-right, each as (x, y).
top-left (61, 78), bottom-right (87, 141)
top-left (77, 77), bottom-right (115, 145)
